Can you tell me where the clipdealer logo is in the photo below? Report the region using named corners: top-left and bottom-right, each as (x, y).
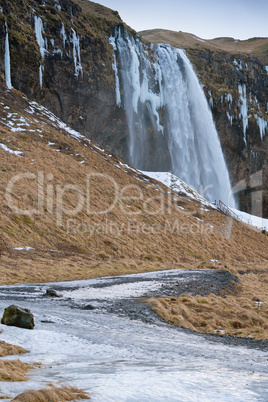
top-left (5, 169), bottom-right (264, 238)
top-left (5, 171), bottom-right (173, 227)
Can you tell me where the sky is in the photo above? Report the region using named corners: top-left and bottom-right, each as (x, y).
top-left (95, 0), bottom-right (268, 40)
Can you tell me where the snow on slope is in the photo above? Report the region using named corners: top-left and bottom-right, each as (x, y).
top-left (141, 172), bottom-right (268, 232)
top-left (231, 208), bottom-right (268, 231)
top-left (141, 171), bottom-right (217, 209)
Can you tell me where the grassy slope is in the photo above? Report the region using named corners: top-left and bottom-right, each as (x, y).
top-left (0, 85), bottom-right (267, 286)
top-left (139, 29), bottom-right (268, 64)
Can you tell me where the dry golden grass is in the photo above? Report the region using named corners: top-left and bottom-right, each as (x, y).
top-left (0, 85), bottom-right (267, 285)
top-left (0, 341), bottom-right (28, 357)
top-left (11, 385), bottom-right (90, 401)
top-left (149, 266), bottom-right (268, 340)
top-left (0, 340), bottom-right (30, 383)
top-left (140, 29), bottom-right (268, 63)
top-left (0, 359), bottom-right (31, 382)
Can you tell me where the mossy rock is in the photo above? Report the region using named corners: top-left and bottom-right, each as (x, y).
top-left (1, 305), bottom-right (34, 329)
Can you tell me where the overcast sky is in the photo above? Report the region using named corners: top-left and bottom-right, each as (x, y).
top-left (95, 0), bottom-right (267, 40)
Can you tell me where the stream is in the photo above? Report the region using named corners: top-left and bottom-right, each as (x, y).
top-left (0, 269), bottom-right (267, 401)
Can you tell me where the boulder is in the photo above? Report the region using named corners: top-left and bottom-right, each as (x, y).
top-left (1, 305), bottom-right (34, 329)
top-left (45, 288), bottom-right (61, 298)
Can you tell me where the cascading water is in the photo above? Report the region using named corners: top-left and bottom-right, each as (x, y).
top-left (110, 27), bottom-right (235, 206)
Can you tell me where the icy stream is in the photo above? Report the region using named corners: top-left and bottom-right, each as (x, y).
top-left (0, 270), bottom-right (267, 401)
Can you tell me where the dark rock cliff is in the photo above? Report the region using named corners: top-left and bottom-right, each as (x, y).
top-left (0, 0), bottom-right (129, 156)
top-left (187, 49), bottom-right (268, 216)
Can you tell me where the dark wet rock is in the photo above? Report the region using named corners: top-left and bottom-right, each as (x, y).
top-left (1, 305), bottom-right (34, 329)
top-left (45, 289), bottom-right (61, 298)
top-left (40, 320), bottom-right (55, 324)
top-left (82, 304), bottom-right (95, 310)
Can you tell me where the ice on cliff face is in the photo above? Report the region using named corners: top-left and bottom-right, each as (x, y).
top-left (34, 16), bottom-right (47, 89)
top-left (4, 22), bottom-right (12, 90)
top-left (238, 83), bottom-right (248, 144)
top-left (71, 28), bottom-right (83, 78)
top-left (110, 27), bottom-right (235, 207)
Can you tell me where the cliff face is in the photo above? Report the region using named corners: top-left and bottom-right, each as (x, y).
top-left (188, 49), bottom-right (268, 216)
top-left (0, 2), bottom-right (267, 216)
top-left (0, 0), bottom-right (129, 155)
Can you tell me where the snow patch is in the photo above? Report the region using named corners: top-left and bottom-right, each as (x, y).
top-left (0, 143), bottom-right (23, 156)
top-left (231, 208), bottom-right (268, 231)
top-left (140, 171), bottom-right (217, 209)
top-left (193, 36), bottom-right (206, 43)
top-left (13, 247), bottom-right (34, 251)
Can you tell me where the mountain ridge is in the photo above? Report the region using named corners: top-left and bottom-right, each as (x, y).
top-left (139, 29), bottom-right (268, 64)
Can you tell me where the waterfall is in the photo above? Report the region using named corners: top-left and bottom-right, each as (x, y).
top-left (110, 27), bottom-right (235, 206)
top-left (4, 22), bottom-right (12, 90)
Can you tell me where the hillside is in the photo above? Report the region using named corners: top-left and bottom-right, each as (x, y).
top-left (0, 85), bottom-right (267, 286)
top-left (139, 29), bottom-right (268, 64)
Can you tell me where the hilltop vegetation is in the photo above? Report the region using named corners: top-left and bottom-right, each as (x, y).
top-left (139, 29), bottom-right (268, 64)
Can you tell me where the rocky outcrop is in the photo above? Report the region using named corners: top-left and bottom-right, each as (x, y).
top-left (0, 0), bottom-right (129, 156)
top-left (45, 288), bottom-right (61, 297)
top-left (1, 305), bottom-right (35, 329)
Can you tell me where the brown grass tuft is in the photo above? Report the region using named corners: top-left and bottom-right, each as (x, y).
top-left (0, 360), bottom-right (31, 382)
top-left (0, 341), bottom-right (28, 357)
top-left (148, 268), bottom-right (268, 340)
top-left (11, 386), bottom-right (90, 401)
